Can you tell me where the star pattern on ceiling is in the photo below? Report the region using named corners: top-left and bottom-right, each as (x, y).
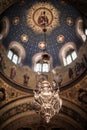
top-left (57, 35), bottom-right (65, 43)
top-left (38, 41), bottom-right (46, 50)
top-left (12, 17), bottom-right (20, 25)
top-left (21, 34), bottom-right (29, 43)
top-left (67, 17), bottom-right (73, 26)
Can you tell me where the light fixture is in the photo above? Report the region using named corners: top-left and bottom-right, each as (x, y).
top-left (34, 79), bottom-right (62, 123)
top-left (33, 4), bottom-right (62, 123)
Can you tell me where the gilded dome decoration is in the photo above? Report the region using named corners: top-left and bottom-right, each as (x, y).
top-left (0, 0), bottom-right (85, 68)
top-left (0, 1), bottom-right (87, 129)
top-left (67, 17), bottom-right (73, 26)
top-left (21, 34), bottom-right (28, 43)
top-left (0, 0), bottom-right (86, 91)
top-left (26, 2), bottom-right (59, 34)
top-left (57, 35), bottom-right (65, 43)
top-left (38, 41), bottom-right (46, 50)
top-left (12, 17), bottom-right (20, 25)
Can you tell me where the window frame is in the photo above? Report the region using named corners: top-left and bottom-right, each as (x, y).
top-left (34, 61), bottom-right (49, 73)
top-left (65, 50), bottom-right (77, 66)
top-left (32, 52), bottom-right (52, 73)
top-left (7, 49), bottom-right (19, 65)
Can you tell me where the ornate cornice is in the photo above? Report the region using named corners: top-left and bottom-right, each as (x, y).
top-left (0, 0), bottom-right (17, 15)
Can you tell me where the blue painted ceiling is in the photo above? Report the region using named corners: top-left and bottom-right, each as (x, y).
top-left (0, 0), bottom-right (84, 68)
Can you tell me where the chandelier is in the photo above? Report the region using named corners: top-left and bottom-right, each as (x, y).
top-left (33, 5), bottom-right (62, 123)
top-left (33, 78), bottom-right (62, 123)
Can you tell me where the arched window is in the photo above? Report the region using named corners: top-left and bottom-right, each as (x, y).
top-left (32, 52), bottom-right (52, 73)
top-left (65, 49), bottom-right (77, 65)
top-left (7, 49), bottom-right (19, 64)
top-left (7, 41), bottom-right (26, 65)
top-left (0, 16), bottom-right (10, 39)
top-left (43, 62), bottom-right (49, 72)
top-left (85, 28), bottom-right (87, 36)
top-left (59, 42), bottom-right (77, 66)
top-left (34, 61), bottom-right (49, 72)
top-left (35, 62), bottom-right (42, 72)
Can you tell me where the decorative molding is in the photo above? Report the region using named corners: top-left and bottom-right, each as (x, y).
top-left (0, 78), bottom-right (30, 108)
top-left (61, 75), bottom-right (87, 113)
top-left (0, 0), bottom-right (17, 14)
top-left (0, 100), bottom-right (87, 129)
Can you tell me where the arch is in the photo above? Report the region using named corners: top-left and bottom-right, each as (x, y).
top-left (7, 41), bottom-right (26, 64)
top-left (76, 17), bottom-right (86, 42)
top-left (1, 97), bottom-right (87, 130)
top-left (0, 16), bottom-right (10, 39)
top-left (32, 52), bottom-right (53, 72)
top-left (59, 42), bottom-right (77, 66)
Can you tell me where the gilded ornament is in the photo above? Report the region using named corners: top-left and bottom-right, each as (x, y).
top-left (26, 2), bottom-right (60, 34)
top-left (21, 34), bottom-right (28, 42)
top-left (67, 17), bottom-right (73, 26)
top-left (12, 17), bottom-right (20, 25)
top-left (57, 35), bottom-right (65, 43)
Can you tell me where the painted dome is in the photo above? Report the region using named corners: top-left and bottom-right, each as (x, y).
top-left (0, 0), bottom-right (87, 91)
top-left (0, 0), bottom-right (86, 67)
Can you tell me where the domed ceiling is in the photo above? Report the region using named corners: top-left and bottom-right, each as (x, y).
top-left (0, 1), bottom-right (87, 130)
top-left (0, 0), bottom-right (85, 67)
top-left (0, 0), bottom-right (87, 92)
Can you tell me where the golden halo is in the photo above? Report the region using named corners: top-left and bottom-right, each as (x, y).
top-left (26, 2), bottom-right (60, 34)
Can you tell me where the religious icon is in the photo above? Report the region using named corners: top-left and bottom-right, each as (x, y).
top-left (26, 2), bottom-right (59, 33)
top-left (0, 87), bottom-right (5, 101)
top-left (23, 73), bottom-right (30, 86)
top-left (10, 66), bottom-right (16, 79)
top-left (38, 11), bottom-right (49, 27)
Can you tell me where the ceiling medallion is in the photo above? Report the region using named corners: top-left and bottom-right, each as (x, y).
top-left (21, 34), bottom-right (28, 42)
top-left (26, 2), bottom-right (60, 34)
top-left (57, 35), bottom-right (65, 43)
top-left (38, 41), bottom-right (46, 50)
top-left (12, 17), bottom-right (20, 25)
top-left (67, 17), bottom-right (73, 26)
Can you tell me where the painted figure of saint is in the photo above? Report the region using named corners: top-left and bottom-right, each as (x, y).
top-left (10, 66), bottom-right (16, 79)
top-left (38, 11), bottom-right (48, 27)
top-left (68, 67), bottom-right (73, 79)
top-left (54, 73), bottom-right (63, 87)
top-left (23, 73), bottom-right (30, 86)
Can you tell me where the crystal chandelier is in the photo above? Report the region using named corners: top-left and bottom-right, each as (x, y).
top-left (33, 5), bottom-right (62, 123)
top-left (34, 79), bottom-right (62, 123)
